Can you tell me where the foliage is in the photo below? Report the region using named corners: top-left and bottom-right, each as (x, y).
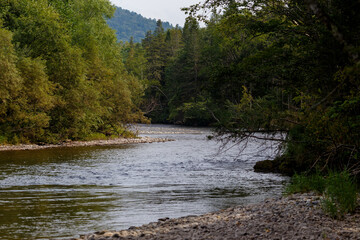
top-left (130, 1), bottom-right (359, 179)
top-left (174, 96), bottom-right (213, 125)
top-left (172, 0), bottom-right (360, 175)
top-left (1, 0), bottom-right (359, 177)
top-left (323, 171), bottom-right (358, 219)
top-left (286, 170), bottom-right (358, 219)
top-left (285, 171), bottom-right (327, 194)
top-left (135, 21), bottom-right (185, 123)
top-left (0, 0), bottom-right (145, 143)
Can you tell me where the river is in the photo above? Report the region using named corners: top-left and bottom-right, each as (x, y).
top-left (0, 124), bottom-right (288, 239)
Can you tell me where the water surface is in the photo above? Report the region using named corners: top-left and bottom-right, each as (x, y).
top-left (0, 124), bottom-right (288, 239)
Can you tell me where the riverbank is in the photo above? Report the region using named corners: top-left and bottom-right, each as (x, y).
top-left (65, 192), bottom-right (360, 240)
top-left (0, 137), bottom-right (173, 151)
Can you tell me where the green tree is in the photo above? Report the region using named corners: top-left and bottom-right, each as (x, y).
top-left (182, 0), bottom-right (360, 174)
top-left (141, 20), bottom-right (172, 122)
top-left (0, 22), bottom-right (55, 143)
top-left (165, 17), bottom-right (209, 125)
top-left (0, 25), bottom-right (22, 142)
top-left (0, 0), bottom-right (146, 143)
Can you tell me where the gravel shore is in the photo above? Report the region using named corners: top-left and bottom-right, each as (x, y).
top-left (64, 193), bottom-right (360, 240)
top-left (0, 137), bottom-right (173, 151)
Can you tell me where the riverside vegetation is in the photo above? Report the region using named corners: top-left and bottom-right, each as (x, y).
top-left (122, 0), bottom-right (360, 217)
top-left (123, 0), bottom-right (359, 177)
top-left (1, 0), bottom-right (359, 227)
top-left (0, 0), bottom-right (149, 145)
top-left (286, 170), bottom-right (359, 219)
top-left (1, 0), bottom-right (359, 172)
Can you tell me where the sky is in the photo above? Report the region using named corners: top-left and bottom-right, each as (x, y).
top-left (109, 0), bottom-right (202, 26)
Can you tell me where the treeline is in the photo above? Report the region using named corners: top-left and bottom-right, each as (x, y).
top-left (122, 20), bottom-right (210, 125)
top-left (124, 0), bottom-right (359, 174)
top-left (107, 7), bottom-right (173, 43)
top-left (0, 0), bottom-right (146, 144)
top-left (1, 0), bottom-right (359, 174)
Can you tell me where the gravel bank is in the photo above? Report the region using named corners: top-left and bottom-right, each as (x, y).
top-left (0, 137), bottom-right (173, 151)
top-left (64, 193), bottom-right (360, 240)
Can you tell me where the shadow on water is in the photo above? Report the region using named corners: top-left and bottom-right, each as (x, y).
top-left (0, 185), bottom-right (122, 239)
top-left (0, 124), bottom-right (288, 239)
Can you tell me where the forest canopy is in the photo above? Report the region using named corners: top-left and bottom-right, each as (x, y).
top-left (0, 0), bottom-right (146, 144)
top-left (124, 0), bottom-right (360, 175)
top-left (0, 0), bottom-right (359, 176)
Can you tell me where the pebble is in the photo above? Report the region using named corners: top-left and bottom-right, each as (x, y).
top-left (60, 193), bottom-right (360, 240)
top-left (0, 137), bottom-right (174, 151)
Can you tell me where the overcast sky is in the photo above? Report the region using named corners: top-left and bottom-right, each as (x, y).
top-left (109, 0), bottom-right (202, 26)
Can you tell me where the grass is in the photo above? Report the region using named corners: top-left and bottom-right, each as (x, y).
top-left (286, 170), bottom-right (358, 219)
top-left (285, 171), bottom-right (326, 194)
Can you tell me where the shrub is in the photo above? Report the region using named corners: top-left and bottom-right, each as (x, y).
top-left (286, 170), bottom-right (358, 219)
top-left (322, 171), bottom-right (358, 219)
top-left (83, 133), bottom-right (108, 141)
top-left (0, 135), bottom-right (7, 144)
top-left (285, 171), bottom-right (326, 194)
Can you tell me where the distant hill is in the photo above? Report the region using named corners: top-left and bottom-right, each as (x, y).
top-left (107, 7), bottom-right (173, 43)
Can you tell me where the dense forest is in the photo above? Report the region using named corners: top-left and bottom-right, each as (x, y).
top-left (107, 7), bottom-right (173, 43)
top-left (0, 0), bottom-right (147, 144)
top-left (122, 0), bottom-right (359, 175)
top-left (0, 0), bottom-right (359, 176)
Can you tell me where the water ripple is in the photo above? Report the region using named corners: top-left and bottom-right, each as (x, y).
top-left (0, 124), bottom-right (288, 239)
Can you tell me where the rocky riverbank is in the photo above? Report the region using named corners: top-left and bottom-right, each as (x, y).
top-left (0, 137), bottom-right (173, 151)
top-left (63, 193), bottom-right (360, 240)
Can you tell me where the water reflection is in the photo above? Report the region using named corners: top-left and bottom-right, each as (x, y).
top-left (0, 124), bottom-right (288, 239)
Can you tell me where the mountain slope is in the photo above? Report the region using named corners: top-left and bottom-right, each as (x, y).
top-left (107, 7), bottom-right (173, 43)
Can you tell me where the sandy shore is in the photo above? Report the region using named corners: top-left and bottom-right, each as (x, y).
top-left (0, 137), bottom-right (173, 151)
top-left (64, 193), bottom-right (360, 240)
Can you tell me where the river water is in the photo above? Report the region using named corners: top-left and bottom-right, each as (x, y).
top-left (0, 124), bottom-right (288, 239)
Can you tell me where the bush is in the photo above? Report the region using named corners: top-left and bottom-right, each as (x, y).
top-left (286, 170), bottom-right (358, 219)
top-left (0, 135), bottom-right (7, 144)
top-left (322, 171), bottom-right (358, 219)
top-left (285, 171), bottom-right (326, 194)
top-left (83, 133), bottom-right (108, 141)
